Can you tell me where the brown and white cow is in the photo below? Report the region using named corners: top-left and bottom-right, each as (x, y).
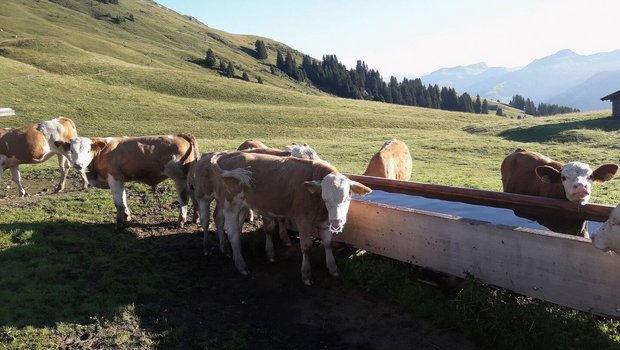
top-left (67, 134), bottom-right (199, 229)
top-left (590, 203), bottom-right (620, 253)
top-left (235, 140), bottom-right (321, 249)
top-left (208, 151), bottom-right (371, 285)
top-left (0, 117), bottom-right (87, 196)
top-left (500, 148), bottom-right (618, 236)
top-left (363, 139), bottom-right (412, 180)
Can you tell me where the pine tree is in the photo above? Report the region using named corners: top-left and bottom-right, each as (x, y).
top-left (205, 48), bottom-right (216, 68)
top-left (219, 60), bottom-right (226, 72)
top-left (226, 61), bottom-right (235, 78)
top-left (474, 94), bottom-right (482, 114)
top-left (481, 99), bottom-right (489, 114)
top-left (276, 51), bottom-right (285, 71)
top-left (255, 40), bottom-right (268, 59)
top-left (242, 71), bottom-right (250, 81)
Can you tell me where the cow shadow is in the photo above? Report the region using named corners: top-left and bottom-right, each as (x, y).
top-left (498, 116), bottom-right (620, 143)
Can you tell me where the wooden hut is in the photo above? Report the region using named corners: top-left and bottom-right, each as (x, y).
top-left (601, 90), bottom-right (620, 117)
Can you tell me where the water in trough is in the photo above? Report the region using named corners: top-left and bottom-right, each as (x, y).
top-left (357, 190), bottom-right (603, 234)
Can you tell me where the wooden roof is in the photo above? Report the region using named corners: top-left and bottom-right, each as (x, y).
top-left (601, 89), bottom-right (620, 101)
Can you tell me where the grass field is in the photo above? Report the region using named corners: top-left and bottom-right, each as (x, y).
top-left (1, 0), bottom-right (620, 348)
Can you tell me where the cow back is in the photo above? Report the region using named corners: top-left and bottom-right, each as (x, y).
top-left (500, 149), bottom-right (565, 199)
top-left (0, 123), bottom-right (47, 162)
top-left (92, 135), bottom-right (196, 186)
top-left (364, 139), bottom-right (412, 180)
top-left (215, 152), bottom-right (335, 219)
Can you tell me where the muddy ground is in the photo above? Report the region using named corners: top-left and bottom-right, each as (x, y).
top-left (0, 175), bottom-right (478, 350)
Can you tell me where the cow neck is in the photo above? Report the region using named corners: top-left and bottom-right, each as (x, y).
top-left (311, 160), bottom-right (338, 180)
top-left (87, 141), bottom-right (109, 178)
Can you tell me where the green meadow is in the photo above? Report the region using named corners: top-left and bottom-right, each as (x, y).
top-left (1, 0), bottom-right (620, 348)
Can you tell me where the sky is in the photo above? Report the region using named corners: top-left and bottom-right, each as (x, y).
top-left (156, 0), bottom-right (620, 77)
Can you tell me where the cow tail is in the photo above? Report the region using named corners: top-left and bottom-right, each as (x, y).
top-left (178, 133), bottom-right (200, 163)
top-left (210, 152), bottom-right (253, 187)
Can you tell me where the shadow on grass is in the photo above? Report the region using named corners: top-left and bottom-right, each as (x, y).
top-left (0, 220), bottom-right (157, 327)
top-left (498, 116), bottom-right (620, 143)
top-left (0, 219), bottom-right (298, 348)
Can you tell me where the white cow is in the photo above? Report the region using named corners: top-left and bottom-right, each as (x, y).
top-left (590, 204), bottom-right (620, 253)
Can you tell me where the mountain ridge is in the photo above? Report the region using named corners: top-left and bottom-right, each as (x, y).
top-left (419, 49), bottom-right (620, 110)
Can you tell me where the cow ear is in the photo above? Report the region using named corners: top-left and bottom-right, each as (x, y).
top-left (91, 140), bottom-right (106, 152)
top-left (350, 180), bottom-right (372, 196)
top-left (304, 180), bottom-right (322, 193)
top-left (592, 164), bottom-right (619, 183)
top-left (535, 165), bottom-right (562, 184)
top-left (54, 141), bottom-right (71, 151)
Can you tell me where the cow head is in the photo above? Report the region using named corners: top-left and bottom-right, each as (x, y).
top-left (304, 173), bottom-right (372, 233)
top-left (284, 143), bottom-right (321, 160)
top-left (67, 137), bottom-right (108, 170)
top-left (590, 203), bottom-right (620, 253)
top-left (535, 162), bottom-right (618, 205)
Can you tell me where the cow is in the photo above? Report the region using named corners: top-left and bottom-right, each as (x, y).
top-left (67, 134), bottom-right (199, 229)
top-left (500, 148), bottom-right (618, 236)
top-left (235, 140), bottom-right (321, 248)
top-left (590, 203), bottom-right (620, 253)
top-left (208, 151), bottom-right (372, 285)
top-left (363, 139), bottom-right (412, 180)
top-left (0, 117), bottom-right (87, 196)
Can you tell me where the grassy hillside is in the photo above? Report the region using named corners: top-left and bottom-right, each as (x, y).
top-left (1, 0), bottom-right (620, 348)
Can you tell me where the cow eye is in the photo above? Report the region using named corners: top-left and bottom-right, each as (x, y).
top-left (561, 176), bottom-right (566, 181)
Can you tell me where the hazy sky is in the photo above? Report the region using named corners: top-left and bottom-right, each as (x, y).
top-left (156, 0), bottom-right (620, 77)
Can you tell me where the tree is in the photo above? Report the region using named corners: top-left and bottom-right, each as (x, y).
top-left (255, 40), bottom-right (268, 59)
top-left (226, 61), bottom-right (235, 78)
top-left (481, 99), bottom-right (489, 114)
top-left (276, 51), bottom-right (284, 71)
top-left (257, 76), bottom-right (263, 84)
top-left (496, 107), bottom-right (504, 116)
top-left (242, 71), bottom-right (250, 81)
top-left (474, 94), bottom-right (482, 114)
top-left (205, 48), bottom-right (216, 68)
top-left (219, 60), bottom-right (226, 72)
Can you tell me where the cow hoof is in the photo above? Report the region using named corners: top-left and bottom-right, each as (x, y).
top-left (330, 271), bottom-right (340, 277)
top-left (303, 279), bottom-right (313, 286)
top-left (268, 257), bottom-right (276, 263)
top-left (239, 269), bottom-right (250, 276)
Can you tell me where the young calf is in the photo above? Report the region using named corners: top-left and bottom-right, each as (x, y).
top-left (209, 151), bottom-right (371, 285)
top-left (501, 148), bottom-right (618, 235)
top-left (68, 134), bottom-right (199, 229)
top-left (0, 117), bottom-right (87, 196)
top-left (590, 203), bottom-right (620, 253)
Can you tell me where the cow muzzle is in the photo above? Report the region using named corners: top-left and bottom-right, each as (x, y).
top-left (328, 219), bottom-right (344, 234)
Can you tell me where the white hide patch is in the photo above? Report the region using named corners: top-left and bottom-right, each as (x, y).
top-left (68, 137), bottom-right (95, 169)
top-left (590, 203), bottom-right (620, 253)
top-left (561, 162), bottom-right (593, 205)
top-left (320, 173), bottom-right (352, 232)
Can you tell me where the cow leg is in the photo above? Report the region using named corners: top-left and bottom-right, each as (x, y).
top-left (278, 218), bottom-right (293, 246)
top-left (214, 201), bottom-right (231, 257)
top-left (319, 228), bottom-right (339, 277)
top-left (108, 176), bottom-right (130, 229)
top-left (54, 154), bottom-right (69, 193)
top-left (222, 196), bottom-right (248, 275)
top-left (199, 197), bottom-right (214, 255)
top-left (263, 216), bottom-right (276, 262)
top-left (78, 166), bottom-right (88, 191)
top-left (297, 220), bottom-right (315, 285)
top-left (10, 166), bottom-right (28, 197)
top-left (172, 177), bottom-right (189, 229)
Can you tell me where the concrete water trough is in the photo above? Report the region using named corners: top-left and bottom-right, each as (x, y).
top-left (337, 174), bottom-right (620, 318)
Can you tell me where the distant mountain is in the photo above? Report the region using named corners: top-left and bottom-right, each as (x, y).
top-left (420, 49), bottom-right (620, 111)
